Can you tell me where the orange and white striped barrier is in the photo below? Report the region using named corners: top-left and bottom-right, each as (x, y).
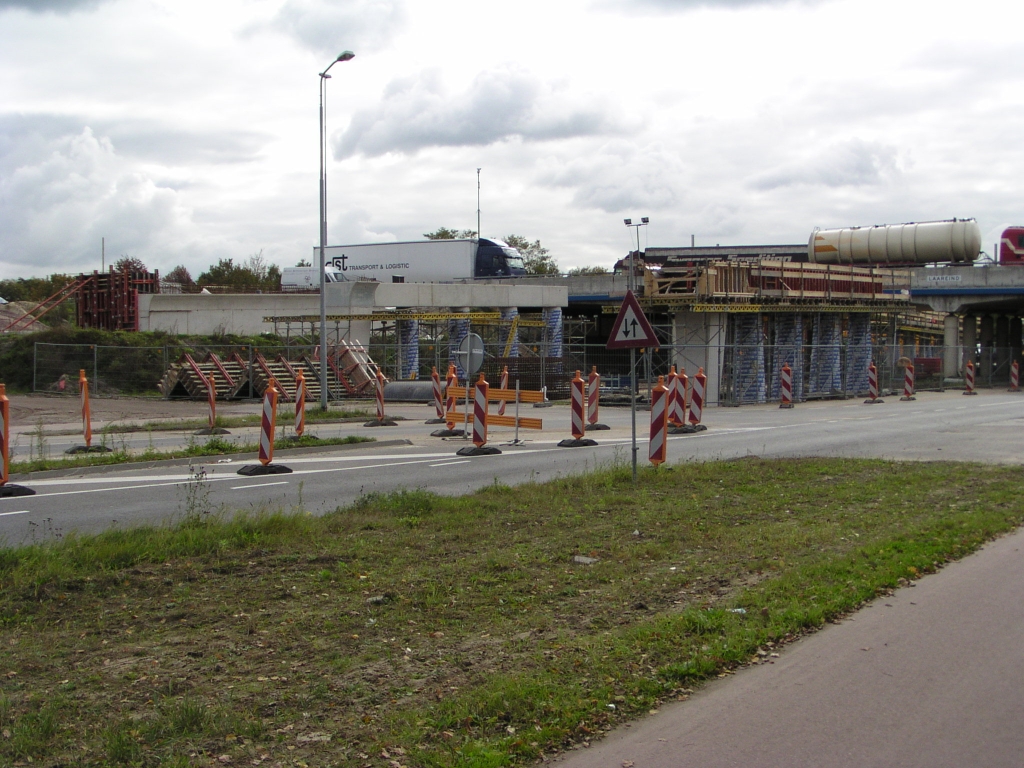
top-left (779, 363), bottom-right (794, 409)
top-left (496, 366), bottom-right (510, 416)
top-left (964, 360), bottom-right (977, 395)
top-left (649, 375), bottom-right (668, 466)
top-left (207, 373), bottom-right (218, 429)
top-left (0, 383), bottom-right (34, 497)
top-left (444, 381), bottom-right (544, 442)
top-left (426, 366), bottom-right (447, 423)
top-left (431, 365), bottom-right (466, 436)
top-left (900, 362), bottom-right (916, 401)
top-left (80, 368), bottom-right (92, 448)
top-left (1010, 360), bottom-right (1020, 392)
top-left (365, 368), bottom-right (397, 427)
top-left (453, 374), bottom-right (503, 456)
top-left (685, 367), bottom-right (707, 431)
top-left (585, 366), bottom-right (609, 431)
top-left (445, 364), bottom-right (458, 430)
top-left (559, 371), bottom-right (598, 448)
top-left (238, 380), bottom-right (292, 475)
top-left (294, 369), bottom-right (306, 437)
top-left (864, 361), bottom-right (883, 403)
top-left (666, 366), bottom-right (684, 426)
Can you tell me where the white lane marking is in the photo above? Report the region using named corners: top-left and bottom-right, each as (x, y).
top-left (978, 402), bottom-right (1014, 407)
top-left (0, 510), bottom-right (30, 517)
top-left (429, 460), bottom-right (472, 467)
top-left (229, 481), bottom-right (290, 490)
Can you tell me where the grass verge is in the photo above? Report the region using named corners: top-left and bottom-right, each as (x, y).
top-left (10, 434), bottom-right (373, 474)
top-left (95, 405), bottom-right (382, 435)
top-left (0, 458), bottom-right (1021, 767)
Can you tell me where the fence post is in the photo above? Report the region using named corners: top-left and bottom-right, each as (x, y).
top-left (93, 345), bottom-right (98, 386)
top-left (33, 342), bottom-right (37, 393)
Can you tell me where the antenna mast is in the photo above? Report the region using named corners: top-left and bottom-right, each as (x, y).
top-left (476, 168), bottom-right (481, 239)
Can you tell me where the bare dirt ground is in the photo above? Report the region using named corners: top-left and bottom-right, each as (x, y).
top-left (7, 393), bottom-right (263, 430)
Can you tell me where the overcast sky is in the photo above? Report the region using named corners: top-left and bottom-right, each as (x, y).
top-left (1, 0), bottom-right (1021, 279)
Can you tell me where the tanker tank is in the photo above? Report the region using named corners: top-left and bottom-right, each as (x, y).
top-left (807, 218), bottom-right (981, 265)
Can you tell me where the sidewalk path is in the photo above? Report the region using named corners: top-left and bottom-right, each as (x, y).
top-left (554, 525), bottom-right (1024, 768)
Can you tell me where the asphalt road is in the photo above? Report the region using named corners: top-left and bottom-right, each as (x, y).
top-left (2, 390), bottom-right (1023, 544)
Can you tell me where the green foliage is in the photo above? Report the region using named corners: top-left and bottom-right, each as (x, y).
top-left (568, 265), bottom-right (609, 275)
top-left (424, 227), bottom-right (477, 239)
top-left (0, 274), bottom-right (77, 325)
top-left (504, 234), bottom-right (559, 274)
top-left (113, 256), bottom-right (147, 273)
top-left (164, 264), bottom-right (194, 286)
top-left (197, 251), bottom-right (281, 291)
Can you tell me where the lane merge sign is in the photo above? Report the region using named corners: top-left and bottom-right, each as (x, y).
top-left (606, 290), bottom-right (659, 350)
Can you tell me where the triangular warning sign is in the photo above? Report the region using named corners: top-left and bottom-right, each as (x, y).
top-left (606, 290), bottom-right (659, 349)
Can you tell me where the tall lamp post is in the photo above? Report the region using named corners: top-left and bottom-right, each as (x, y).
top-left (319, 50), bottom-right (355, 411)
top-left (623, 216), bottom-right (648, 483)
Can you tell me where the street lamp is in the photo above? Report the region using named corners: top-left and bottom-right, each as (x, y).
top-left (319, 50), bottom-right (355, 411)
top-left (623, 216), bottom-right (649, 484)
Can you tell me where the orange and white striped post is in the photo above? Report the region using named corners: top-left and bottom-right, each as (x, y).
top-left (79, 369), bottom-right (92, 448)
top-left (667, 365), bottom-right (685, 426)
top-left (900, 362), bottom-right (916, 401)
top-left (496, 366), bottom-right (510, 416)
top-left (866, 361), bottom-right (881, 403)
top-left (964, 360), bottom-right (977, 395)
top-left (206, 373), bottom-right (217, 430)
top-left (779, 363), bottom-right (794, 409)
top-left (294, 369), bottom-right (306, 437)
top-left (472, 373), bottom-right (489, 448)
top-left (649, 375), bottom-right (668, 466)
top-left (445, 364), bottom-right (458, 431)
top-left (375, 368), bottom-right (386, 421)
top-left (689, 367), bottom-right (706, 426)
top-left (1010, 360), bottom-right (1020, 392)
top-left (587, 366), bottom-right (600, 425)
top-left (0, 384), bottom-right (8, 487)
top-left (570, 370), bottom-right (585, 440)
top-left (258, 380), bottom-right (279, 466)
top-left (430, 366), bottom-right (445, 420)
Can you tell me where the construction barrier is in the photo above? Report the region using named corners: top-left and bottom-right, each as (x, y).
top-left (207, 373), bottom-right (217, 428)
top-left (260, 382), bottom-right (278, 465)
top-left (689, 367), bottom-right (707, 428)
top-left (779, 363), bottom-right (794, 409)
top-left (558, 371), bottom-right (598, 448)
top-left (294, 369), bottom-right (306, 437)
top-left (667, 366), bottom-right (684, 426)
top-left (365, 368), bottom-right (397, 427)
top-left (1010, 360), bottom-right (1020, 393)
top-left (453, 374), bottom-right (502, 456)
top-left (496, 366), bottom-right (510, 415)
top-left (426, 366), bottom-right (447, 423)
top-left (445, 382), bottom-right (544, 438)
top-left (80, 369), bottom-right (92, 448)
top-left (649, 375), bottom-right (668, 466)
top-left (585, 366), bottom-right (609, 431)
top-left (0, 384), bottom-right (34, 497)
top-left (865, 361), bottom-right (883, 404)
top-left (900, 362), bottom-right (916, 401)
top-left (964, 360), bottom-right (977, 395)
top-left (445, 364), bottom-right (458, 430)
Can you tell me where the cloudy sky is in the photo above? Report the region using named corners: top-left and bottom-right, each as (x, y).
top-left (1, 0), bottom-right (1021, 279)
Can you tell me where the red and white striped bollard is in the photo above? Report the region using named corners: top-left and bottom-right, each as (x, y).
top-left (587, 366), bottom-right (600, 425)
top-left (294, 369), bottom-right (306, 437)
top-left (472, 373), bottom-right (489, 447)
top-left (649, 375), bottom-right (668, 466)
top-left (667, 366), bottom-right (685, 426)
top-left (1010, 360), bottom-right (1020, 392)
top-left (80, 369), bottom-right (92, 448)
top-left (375, 368), bottom-right (386, 421)
top-left (964, 360), bottom-right (977, 395)
top-left (688, 367), bottom-right (706, 428)
top-left (900, 362), bottom-right (916, 401)
top-left (496, 366), bottom-right (510, 416)
top-left (865, 362), bottom-right (883, 404)
top-left (258, 381), bottom-right (279, 466)
top-left (570, 370), bottom-right (585, 439)
top-left (0, 384), bottom-right (8, 487)
top-left (445, 364), bottom-right (458, 431)
top-left (779, 363), bottom-right (794, 409)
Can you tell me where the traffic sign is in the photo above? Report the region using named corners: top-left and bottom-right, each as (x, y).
top-left (456, 332), bottom-right (485, 374)
top-left (606, 290), bottom-right (658, 349)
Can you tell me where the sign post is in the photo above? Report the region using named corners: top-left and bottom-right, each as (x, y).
top-left (606, 289), bottom-right (659, 483)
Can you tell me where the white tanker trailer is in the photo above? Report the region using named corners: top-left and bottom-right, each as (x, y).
top-left (807, 218), bottom-right (981, 265)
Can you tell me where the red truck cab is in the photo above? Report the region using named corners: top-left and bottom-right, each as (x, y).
top-left (999, 227), bottom-right (1024, 263)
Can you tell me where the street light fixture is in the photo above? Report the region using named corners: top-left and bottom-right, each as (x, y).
top-left (319, 50), bottom-right (355, 411)
top-left (623, 216), bottom-right (649, 484)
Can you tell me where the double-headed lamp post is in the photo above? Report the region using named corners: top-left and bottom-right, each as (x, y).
top-left (623, 216), bottom-right (648, 483)
top-left (319, 50), bottom-right (355, 411)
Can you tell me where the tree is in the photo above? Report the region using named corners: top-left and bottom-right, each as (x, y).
top-left (567, 265), bottom-right (609, 276)
top-left (197, 251), bottom-right (281, 292)
top-left (504, 234), bottom-right (559, 275)
top-left (114, 256), bottom-right (147, 273)
top-left (296, 259), bottom-right (311, 267)
top-left (164, 265), bottom-right (194, 286)
top-left (423, 227), bottom-right (477, 240)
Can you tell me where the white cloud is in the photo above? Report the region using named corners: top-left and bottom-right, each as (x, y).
top-left (266, 0), bottom-right (406, 57)
top-left (336, 67), bottom-right (623, 158)
top-left (0, 0), bottom-right (105, 13)
top-left (750, 138), bottom-right (902, 190)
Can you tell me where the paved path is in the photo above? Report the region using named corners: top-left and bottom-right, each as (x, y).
top-left (554, 525), bottom-right (1024, 768)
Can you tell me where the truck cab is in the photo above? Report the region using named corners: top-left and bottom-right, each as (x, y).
top-left (475, 238), bottom-right (527, 277)
top-left (999, 227), bottom-right (1024, 264)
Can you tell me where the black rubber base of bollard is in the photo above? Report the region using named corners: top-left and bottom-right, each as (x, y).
top-left (193, 427), bottom-right (231, 435)
top-left (863, 398), bottom-right (885, 404)
top-left (363, 419), bottom-right (398, 427)
top-left (557, 437), bottom-right (599, 448)
top-left (900, 396), bottom-right (917, 401)
top-left (425, 418), bottom-right (448, 424)
top-left (532, 402), bottom-right (553, 408)
top-left (668, 424), bottom-right (708, 434)
top-left (456, 445), bottom-right (502, 456)
top-left (779, 403), bottom-right (795, 409)
top-left (430, 428), bottom-right (465, 437)
top-left (585, 423), bottom-right (610, 431)
top-left (64, 445), bottom-right (113, 455)
top-left (0, 484), bottom-right (36, 497)
top-left (963, 391), bottom-right (978, 396)
top-left (236, 464), bottom-right (293, 476)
